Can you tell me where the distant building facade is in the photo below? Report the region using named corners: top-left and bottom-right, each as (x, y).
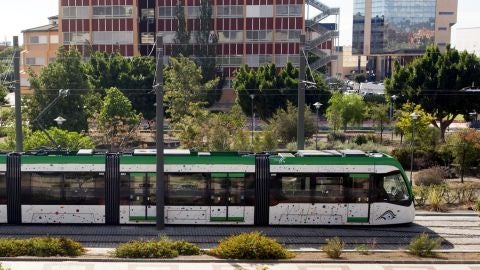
top-left (352, 0), bottom-right (457, 80)
top-left (453, 27), bottom-right (480, 56)
top-left (57, 0), bottom-right (338, 104)
top-left (21, 16), bottom-right (59, 93)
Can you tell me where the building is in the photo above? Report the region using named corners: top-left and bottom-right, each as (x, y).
top-left (452, 27), bottom-right (480, 56)
top-left (57, 0), bottom-right (338, 103)
top-left (330, 46), bottom-right (367, 80)
top-left (352, 0), bottom-right (457, 80)
top-left (21, 16), bottom-right (60, 93)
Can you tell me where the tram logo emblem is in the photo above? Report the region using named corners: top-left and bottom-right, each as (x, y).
top-left (377, 210), bottom-right (396, 220)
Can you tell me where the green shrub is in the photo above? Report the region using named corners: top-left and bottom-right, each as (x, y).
top-left (414, 167), bottom-right (446, 186)
top-left (321, 237), bottom-right (345, 259)
top-left (210, 232), bottom-right (293, 260)
top-left (408, 233), bottom-right (441, 257)
top-left (354, 244), bottom-right (369, 255)
top-left (474, 198), bottom-right (480, 215)
top-left (114, 237), bottom-right (201, 258)
top-left (354, 135), bottom-right (368, 145)
top-left (0, 237), bottom-right (84, 257)
top-left (170, 240), bottom-right (201, 255)
top-left (427, 185), bottom-right (446, 212)
top-left (412, 185), bottom-right (429, 206)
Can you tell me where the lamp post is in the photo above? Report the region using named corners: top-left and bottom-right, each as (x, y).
top-left (54, 116), bottom-right (66, 127)
top-left (250, 94), bottom-right (255, 145)
top-left (313, 102), bottom-right (322, 150)
top-left (390, 95), bottom-right (398, 140)
top-left (409, 112), bottom-right (419, 184)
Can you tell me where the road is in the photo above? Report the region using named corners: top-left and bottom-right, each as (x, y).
top-left (2, 261), bottom-right (480, 270)
top-left (0, 212), bottom-right (478, 250)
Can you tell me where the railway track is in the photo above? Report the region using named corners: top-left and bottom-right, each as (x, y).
top-left (0, 213), bottom-right (478, 250)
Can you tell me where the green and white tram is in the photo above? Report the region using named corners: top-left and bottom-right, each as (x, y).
top-left (0, 149), bottom-right (414, 225)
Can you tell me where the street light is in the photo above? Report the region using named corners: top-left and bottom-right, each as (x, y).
top-left (54, 116), bottom-right (66, 126)
top-left (409, 112), bottom-right (419, 184)
top-left (390, 95), bottom-right (398, 140)
top-left (250, 94), bottom-right (255, 145)
top-left (313, 102), bottom-right (322, 150)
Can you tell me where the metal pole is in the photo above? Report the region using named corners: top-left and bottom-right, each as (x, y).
top-left (155, 35), bottom-right (165, 230)
top-left (250, 94), bottom-right (254, 144)
top-left (410, 122), bottom-right (415, 184)
top-left (13, 36), bottom-right (22, 152)
top-left (315, 107), bottom-right (319, 150)
top-left (297, 34), bottom-right (306, 150)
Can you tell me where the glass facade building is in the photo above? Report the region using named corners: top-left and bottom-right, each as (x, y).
top-left (353, 0), bottom-right (436, 55)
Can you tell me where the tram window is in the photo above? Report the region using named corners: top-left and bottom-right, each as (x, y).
top-left (312, 176), bottom-right (344, 203)
top-left (166, 173), bottom-right (208, 205)
top-left (0, 174), bottom-right (6, 204)
top-left (275, 175), bottom-right (311, 203)
top-left (383, 173), bottom-right (410, 203)
top-left (21, 172), bottom-right (105, 205)
top-left (345, 174), bottom-right (370, 203)
top-left (21, 172), bottom-right (63, 204)
top-left (63, 172), bottom-right (105, 204)
top-left (119, 174), bottom-right (131, 205)
top-left (244, 173), bottom-right (255, 205)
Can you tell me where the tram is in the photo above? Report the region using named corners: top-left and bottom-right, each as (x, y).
top-left (0, 149), bottom-right (414, 225)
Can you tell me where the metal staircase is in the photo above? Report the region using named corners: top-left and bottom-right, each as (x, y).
top-left (304, 0), bottom-right (339, 72)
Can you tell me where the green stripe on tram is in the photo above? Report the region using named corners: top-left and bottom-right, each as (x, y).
top-left (210, 216), bottom-right (245, 222)
top-left (129, 216), bottom-right (157, 221)
top-left (347, 217), bottom-right (369, 223)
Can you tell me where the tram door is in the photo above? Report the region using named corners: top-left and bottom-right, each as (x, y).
top-left (346, 174), bottom-right (370, 223)
top-left (129, 173), bottom-right (156, 222)
top-left (209, 173), bottom-right (245, 222)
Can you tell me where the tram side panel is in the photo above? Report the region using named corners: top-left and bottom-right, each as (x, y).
top-left (20, 157), bottom-right (106, 224)
top-left (268, 162), bottom-right (415, 225)
top-left (0, 155), bottom-right (7, 223)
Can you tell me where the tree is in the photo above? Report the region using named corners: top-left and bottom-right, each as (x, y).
top-left (369, 103), bottom-right (389, 143)
top-left (326, 92), bottom-right (365, 132)
top-left (233, 63), bottom-right (330, 120)
top-left (86, 52), bottom-right (156, 119)
top-left (96, 87), bottom-right (141, 151)
top-left (395, 103), bottom-right (433, 145)
top-left (23, 127), bottom-right (95, 151)
top-left (445, 129), bottom-right (480, 183)
top-left (266, 102), bottom-right (315, 144)
top-left (164, 56), bottom-right (218, 124)
top-left (173, 1), bottom-right (191, 56)
top-left (27, 47), bottom-right (92, 132)
top-left (385, 45), bottom-right (480, 141)
top-left (0, 85), bottom-right (8, 105)
top-left (195, 0), bottom-right (222, 106)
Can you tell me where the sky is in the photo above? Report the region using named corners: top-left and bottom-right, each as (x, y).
top-left (0, 0), bottom-right (479, 46)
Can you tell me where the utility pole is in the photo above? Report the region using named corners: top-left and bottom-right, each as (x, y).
top-left (13, 36), bottom-right (22, 152)
top-left (155, 35), bottom-right (165, 230)
top-left (297, 34), bottom-right (306, 150)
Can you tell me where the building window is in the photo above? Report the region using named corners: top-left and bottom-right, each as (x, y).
top-left (217, 55), bottom-right (243, 66)
top-left (218, 31), bottom-right (243, 42)
top-left (29, 36), bottom-right (48, 44)
top-left (160, 31), bottom-right (176, 43)
top-left (92, 31), bottom-right (134, 45)
top-left (141, 32), bottom-right (155, 44)
top-left (246, 30), bottom-right (272, 42)
top-left (93, 6), bottom-right (133, 18)
top-left (246, 5), bottom-right (273, 18)
top-left (439, 11), bottom-right (454, 15)
top-left (275, 5), bottom-right (302, 16)
top-left (25, 57), bottom-right (45, 66)
top-left (141, 8), bottom-right (155, 20)
top-left (63, 32), bottom-right (90, 45)
top-left (50, 35), bottom-right (59, 44)
top-left (62, 6), bottom-right (89, 19)
top-left (158, 7), bottom-right (175, 18)
top-left (187, 6), bottom-right (200, 18)
top-left (438, 27), bottom-right (447, 31)
top-left (275, 30), bottom-right (300, 41)
top-left (217, 6), bottom-right (243, 17)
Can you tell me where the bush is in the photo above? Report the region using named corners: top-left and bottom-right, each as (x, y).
top-left (427, 185), bottom-right (446, 212)
top-left (0, 237), bottom-right (84, 257)
top-left (327, 133), bottom-right (347, 143)
top-left (354, 244), bottom-right (369, 255)
top-left (412, 185), bottom-right (429, 206)
top-left (114, 237), bottom-right (200, 258)
top-left (210, 232), bottom-right (293, 260)
top-left (354, 135), bottom-right (368, 145)
top-left (408, 233), bottom-right (441, 257)
top-left (474, 198), bottom-right (480, 215)
top-left (414, 167), bottom-right (447, 186)
top-left (321, 237), bottom-right (345, 259)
